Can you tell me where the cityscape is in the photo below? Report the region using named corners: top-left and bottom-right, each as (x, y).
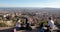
top-left (0, 0), bottom-right (60, 32)
top-left (0, 7), bottom-right (60, 32)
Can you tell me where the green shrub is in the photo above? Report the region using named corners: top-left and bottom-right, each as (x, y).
top-left (36, 20), bottom-right (48, 27)
top-left (43, 20), bottom-right (48, 26)
top-left (36, 21), bottom-right (42, 27)
top-left (0, 23), bottom-right (8, 27)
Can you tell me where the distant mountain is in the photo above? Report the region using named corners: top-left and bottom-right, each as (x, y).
top-left (0, 7), bottom-right (60, 13)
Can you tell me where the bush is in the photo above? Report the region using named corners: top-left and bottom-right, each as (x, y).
top-left (36, 20), bottom-right (48, 27)
top-left (36, 21), bottom-right (42, 27)
top-left (43, 20), bottom-right (48, 26)
top-left (0, 23), bottom-right (8, 27)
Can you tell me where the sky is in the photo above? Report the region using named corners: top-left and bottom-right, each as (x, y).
top-left (0, 0), bottom-right (60, 8)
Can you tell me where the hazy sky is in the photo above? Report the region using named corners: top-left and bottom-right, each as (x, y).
top-left (0, 0), bottom-right (60, 8)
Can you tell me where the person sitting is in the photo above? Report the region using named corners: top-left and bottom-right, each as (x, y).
top-left (15, 19), bottom-right (21, 30)
top-left (47, 17), bottom-right (54, 32)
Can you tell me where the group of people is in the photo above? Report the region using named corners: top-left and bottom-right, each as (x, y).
top-left (14, 18), bottom-right (32, 31)
top-left (14, 17), bottom-right (55, 32)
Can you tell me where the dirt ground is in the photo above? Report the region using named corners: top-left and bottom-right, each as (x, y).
top-left (0, 27), bottom-right (37, 32)
top-left (0, 27), bottom-right (60, 32)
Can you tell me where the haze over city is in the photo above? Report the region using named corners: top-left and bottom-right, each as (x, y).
top-left (0, 0), bottom-right (60, 8)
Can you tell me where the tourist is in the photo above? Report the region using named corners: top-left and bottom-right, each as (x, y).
top-left (47, 17), bottom-right (54, 32)
top-left (15, 19), bottom-right (21, 30)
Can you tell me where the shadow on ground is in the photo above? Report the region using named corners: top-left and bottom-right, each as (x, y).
top-left (0, 27), bottom-right (32, 32)
top-left (0, 27), bottom-right (60, 32)
top-left (0, 28), bottom-right (13, 32)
